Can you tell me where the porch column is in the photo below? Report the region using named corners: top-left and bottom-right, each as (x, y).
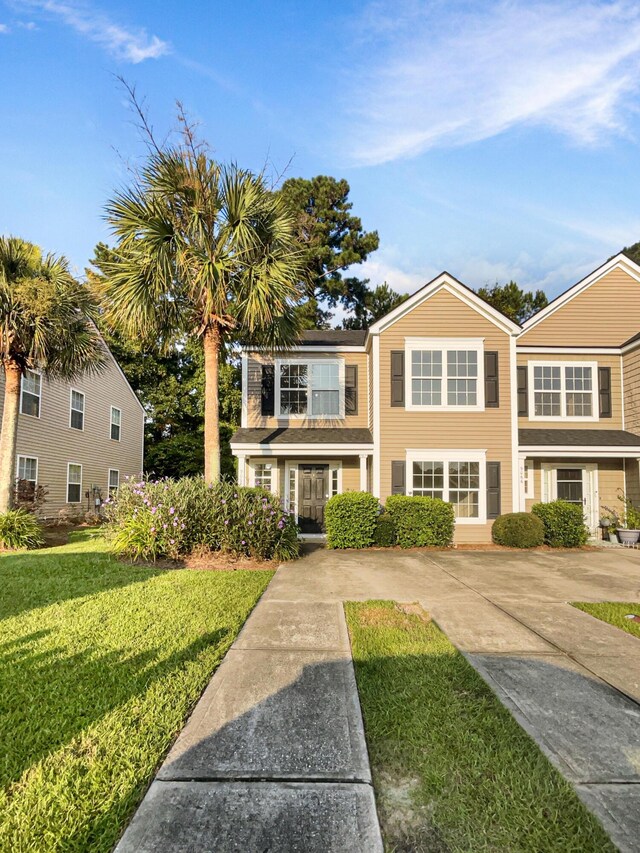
top-left (359, 453), bottom-right (368, 491)
top-left (237, 455), bottom-right (247, 486)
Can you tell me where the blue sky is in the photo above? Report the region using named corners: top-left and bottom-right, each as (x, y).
top-left (3, 0), bottom-right (640, 303)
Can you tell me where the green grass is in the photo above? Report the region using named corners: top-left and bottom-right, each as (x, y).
top-left (0, 530), bottom-right (273, 852)
top-left (572, 601), bottom-right (640, 639)
top-left (346, 600), bottom-right (614, 853)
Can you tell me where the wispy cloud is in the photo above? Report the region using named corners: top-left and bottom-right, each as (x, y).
top-left (345, 1), bottom-right (640, 165)
top-left (20, 0), bottom-right (169, 62)
top-left (0, 23), bottom-right (9, 33)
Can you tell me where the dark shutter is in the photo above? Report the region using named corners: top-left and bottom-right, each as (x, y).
top-left (486, 461), bottom-right (501, 519)
top-left (391, 351), bottom-right (405, 407)
top-left (517, 366), bottom-right (528, 416)
top-left (598, 366), bottom-right (612, 418)
top-left (261, 364), bottom-right (275, 416)
top-left (484, 351), bottom-right (499, 408)
top-left (391, 461), bottom-right (406, 494)
top-left (345, 365), bottom-right (358, 415)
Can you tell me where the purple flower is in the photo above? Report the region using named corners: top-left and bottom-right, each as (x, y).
top-left (241, 540), bottom-right (246, 545)
top-left (181, 523), bottom-right (185, 530)
top-left (169, 507), bottom-right (175, 515)
top-left (173, 520), bottom-right (178, 527)
top-left (150, 506), bottom-right (157, 514)
top-left (170, 539), bottom-right (175, 545)
top-left (163, 524), bottom-right (168, 530)
top-left (278, 520), bottom-right (284, 529)
top-left (150, 527), bottom-right (155, 533)
top-left (224, 519), bottom-right (229, 525)
top-left (248, 520), bottom-right (252, 525)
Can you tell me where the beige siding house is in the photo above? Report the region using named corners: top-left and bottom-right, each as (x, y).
top-left (231, 253), bottom-right (640, 542)
top-left (1, 344), bottom-right (144, 519)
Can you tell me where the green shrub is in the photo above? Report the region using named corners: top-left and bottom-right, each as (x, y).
top-left (0, 509), bottom-right (44, 550)
top-left (385, 495), bottom-right (455, 548)
top-left (531, 500), bottom-right (589, 547)
top-left (492, 512), bottom-right (544, 548)
top-left (325, 492), bottom-right (379, 549)
top-left (372, 512), bottom-right (396, 547)
top-left (105, 476), bottom-right (299, 562)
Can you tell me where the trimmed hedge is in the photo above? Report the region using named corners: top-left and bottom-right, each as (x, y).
top-left (385, 495), bottom-right (455, 548)
top-left (325, 491), bottom-right (380, 549)
top-left (372, 512), bottom-right (396, 547)
top-left (492, 512), bottom-right (544, 548)
top-left (532, 500), bottom-right (589, 548)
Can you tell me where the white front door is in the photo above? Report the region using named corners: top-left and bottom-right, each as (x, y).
top-left (542, 464), bottom-right (599, 533)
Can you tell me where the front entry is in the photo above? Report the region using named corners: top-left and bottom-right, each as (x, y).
top-left (298, 464), bottom-right (329, 533)
top-left (543, 463), bottom-right (598, 533)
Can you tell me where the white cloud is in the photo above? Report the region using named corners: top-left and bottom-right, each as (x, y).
top-left (346, 1), bottom-right (640, 165)
top-left (21, 0), bottom-right (169, 62)
top-left (355, 253), bottom-right (432, 294)
top-left (0, 23), bottom-right (9, 33)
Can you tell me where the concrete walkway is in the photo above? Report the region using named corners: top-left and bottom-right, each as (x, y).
top-left (115, 598), bottom-right (383, 852)
top-left (117, 546), bottom-right (640, 852)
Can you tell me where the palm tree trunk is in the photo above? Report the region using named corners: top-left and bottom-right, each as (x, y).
top-left (0, 363), bottom-right (21, 513)
top-left (203, 325), bottom-right (221, 483)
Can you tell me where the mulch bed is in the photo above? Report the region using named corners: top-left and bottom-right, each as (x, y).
top-left (140, 551), bottom-right (276, 572)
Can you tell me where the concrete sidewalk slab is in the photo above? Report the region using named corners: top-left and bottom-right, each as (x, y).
top-left (576, 784), bottom-right (640, 853)
top-left (114, 781), bottom-right (383, 853)
top-left (469, 652), bottom-right (640, 784)
top-left (159, 648), bottom-right (371, 783)
top-left (234, 600), bottom-right (349, 651)
top-left (573, 653), bottom-right (640, 705)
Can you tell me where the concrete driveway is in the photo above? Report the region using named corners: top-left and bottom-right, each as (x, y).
top-left (265, 545), bottom-right (640, 852)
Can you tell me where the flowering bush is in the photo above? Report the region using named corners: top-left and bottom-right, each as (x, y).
top-left (104, 477), bottom-right (299, 562)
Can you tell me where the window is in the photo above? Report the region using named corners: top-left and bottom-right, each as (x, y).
top-left (407, 450), bottom-right (486, 522)
top-left (530, 362), bottom-right (597, 420)
top-left (67, 463), bottom-right (82, 503)
top-left (70, 390), bottom-right (84, 430)
top-left (406, 339), bottom-right (483, 410)
top-left (110, 407), bottom-right (121, 441)
top-left (108, 469), bottom-right (119, 496)
top-left (277, 360), bottom-right (344, 418)
top-left (251, 462), bottom-right (275, 492)
top-left (21, 370), bottom-right (41, 417)
top-left (17, 456), bottom-right (38, 484)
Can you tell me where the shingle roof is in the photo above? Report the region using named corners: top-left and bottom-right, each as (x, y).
top-left (622, 330), bottom-right (640, 347)
top-left (519, 429), bottom-right (640, 447)
top-left (231, 427), bottom-right (373, 445)
top-left (299, 330), bottom-right (368, 347)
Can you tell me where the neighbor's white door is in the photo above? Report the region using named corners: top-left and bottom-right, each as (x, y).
top-left (542, 464), bottom-right (598, 533)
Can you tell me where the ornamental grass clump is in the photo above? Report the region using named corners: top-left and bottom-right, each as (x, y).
top-left (0, 509), bottom-right (44, 550)
top-left (105, 476), bottom-right (299, 562)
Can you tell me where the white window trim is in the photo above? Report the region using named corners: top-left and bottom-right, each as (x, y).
top-left (283, 459), bottom-right (343, 520)
top-left (528, 361), bottom-right (599, 422)
top-left (108, 469), bottom-right (120, 495)
top-left (275, 358), bottom-right (345, 420)
top-left (406, 448), bottom-right (487, 524)
top-left (248, 460), bottom-right (279, 493)
top-left (67, 462), bottom-right (82, 504)
top-left (405, 337), bottom-right (485, 412)
top-left (16, 455), bottom-right (38, 484)
top-left (110, 406), bottom-right (122, 441)
top-left (20, 369), bottom-right (42, 418)
top-left (69, 388), bottom-right (85, 431)
top-left (523, 459), bottom-right (534, 499)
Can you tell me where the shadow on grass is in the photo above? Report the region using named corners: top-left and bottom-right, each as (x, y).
top-left (0, 541), bottom-right (165, 621)
top-left (1, 627), bottom-right (229, 789)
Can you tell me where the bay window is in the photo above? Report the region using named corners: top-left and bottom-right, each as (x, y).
top-left (406, 339), bottom-right (484, 410)
top-left (530, 362), bottom-right (597, 420)
top-left (277, 360), bottom-right (344, 418)
top-left (407, 450), bottom-right (486, 522)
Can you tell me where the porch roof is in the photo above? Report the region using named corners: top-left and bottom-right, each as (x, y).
top-left (519, 428), bottom-right (640, 457)
top-left (231, 427), bottom-right (373, 451)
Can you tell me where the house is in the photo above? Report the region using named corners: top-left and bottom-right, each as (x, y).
top-left (230, 253), bottom-right (640, 542)
top-left (0, 342), bottom-right (145, 519)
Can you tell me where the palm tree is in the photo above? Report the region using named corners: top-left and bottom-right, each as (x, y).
top-left (0, 238), bottom-right (106, 512)
top-left (96, 142), bottom-right (302, 483)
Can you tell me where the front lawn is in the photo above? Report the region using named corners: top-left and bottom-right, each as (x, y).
top-left (0, 530), bottom-right (273, 852)
top-left (572, 601), bottom-right (640, 639)
top-left (346, 601), bottom-right (613, 852)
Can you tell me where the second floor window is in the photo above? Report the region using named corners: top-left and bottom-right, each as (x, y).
top-left (531, 363), bottom-right (595, 419)
top-left (407, 339), bottom-right (483, 410)
top-left (70, 390), bottom-right (84, 430)
top-left (110, 407), bottom-right (121, 441)
top-left (21, 370), bottom-right (41, 417)
top-left (277, 361), bottom-right (343, 418)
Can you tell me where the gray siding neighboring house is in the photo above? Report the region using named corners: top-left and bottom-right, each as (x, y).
top-left (0, 344), bottom-right (144, 519)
